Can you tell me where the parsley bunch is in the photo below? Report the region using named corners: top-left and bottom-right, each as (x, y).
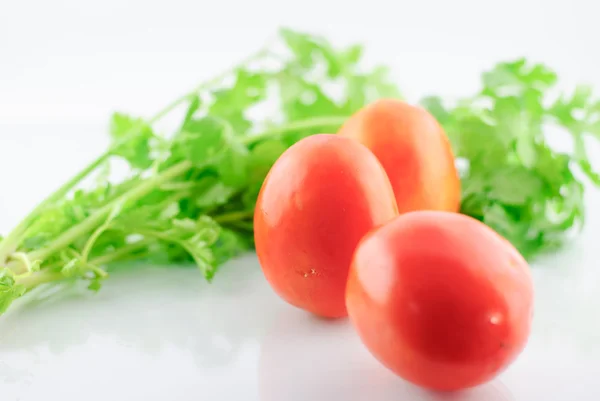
top-left (1, 29), bottom-right (598, 315)
top-left (422, 60), bottom-right (600, 257)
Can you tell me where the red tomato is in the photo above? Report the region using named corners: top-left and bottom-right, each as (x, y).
top-left (254, 134), bottom-right (398, 318)
top-left (338, 99), bottom-right (461, 214)
top-left (346, 211), bottom-right (534, 391)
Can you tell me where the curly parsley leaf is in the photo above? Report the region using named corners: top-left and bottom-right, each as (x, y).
top-left (110, 113), bottom-right (155, 169)
top-left (425, 59), bottom-right (600, 257)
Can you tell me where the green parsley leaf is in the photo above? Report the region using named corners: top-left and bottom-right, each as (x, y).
top-left (173, 117), bottom-right (231, 166)
top-left (438, 58), bottom-right (600, 256)
top-left (110, 113), bottom-right (155, 169)
top-left (0, 268), bottom-right (26, 314)
top-left (209, 69), bottom-right (268, 134)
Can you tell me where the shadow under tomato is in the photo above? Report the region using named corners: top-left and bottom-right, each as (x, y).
top-left (257, 307), bottom-right (515, 401)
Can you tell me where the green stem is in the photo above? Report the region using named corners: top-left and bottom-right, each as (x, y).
top-left (9, 252), bottom-right (35, 273)
top-left (242, 116), bottom-right (349, 145)
top-left (41, 239), bottom-right (152, 271)
top-left (91, 240), bottom-right (153, 266)
top-left (89, 265), bottom-right (109, 278)
top-left (160, 181), bottom-right (200, 191)
top-left (17, 240), bottom-right (152, 290)
top-left (26, 161), bottom-right (192, 266)
top-left (134, 229), bottom-right (180, 243)
top-left (223, 220), bottom-right (254, 232)
top-left (0, 153), bottom-right (110, 264)
top-left (80, 224), bottom-right (113, 264)
top-left (212, 210), bottom-right (254, 224)
top-left (18, 270), bottom-right (65, 290)
top-left (93, 250), bottom-right (153, 268)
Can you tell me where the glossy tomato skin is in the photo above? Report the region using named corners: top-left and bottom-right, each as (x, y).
top-left (346, 211), bottom-right (533, 391)
top-left (338, 99), bottom-right (461, 214)
top-left (254, 134), bottom-right (398, 318)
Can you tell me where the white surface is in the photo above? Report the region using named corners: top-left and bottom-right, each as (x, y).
top-left (1, 0), bottom-right (600, 400)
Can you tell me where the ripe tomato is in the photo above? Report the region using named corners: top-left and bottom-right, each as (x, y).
top-left (346, 211), bottom-right (534, 391)
top-left (254, 134), bottom-right (398, 318)
top-left (338, 99), bottom-right (461, 214)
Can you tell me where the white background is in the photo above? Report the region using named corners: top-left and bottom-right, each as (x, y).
top-left (1, 1), bottom-right (600, 400)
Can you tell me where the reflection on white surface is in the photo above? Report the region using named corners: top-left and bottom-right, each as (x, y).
top-left (0, 260), bottom-right (267, 400)
top-left (0, 224), bottom-right (599, 401)
top-left (0, 257), bottom-right (514, 401)
top-left (257, 307), bottom-right (514, 401)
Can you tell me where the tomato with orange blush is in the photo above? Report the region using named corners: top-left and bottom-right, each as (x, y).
top-left (338, 99), bottom-right (461, 214)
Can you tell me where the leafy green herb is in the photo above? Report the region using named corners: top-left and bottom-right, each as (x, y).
top-left (422, 58), bottom-right (600, 257)
top-left (0, 28), bottom-right (395, 313)
top-left (1, 31), bottom-right (599, 315)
